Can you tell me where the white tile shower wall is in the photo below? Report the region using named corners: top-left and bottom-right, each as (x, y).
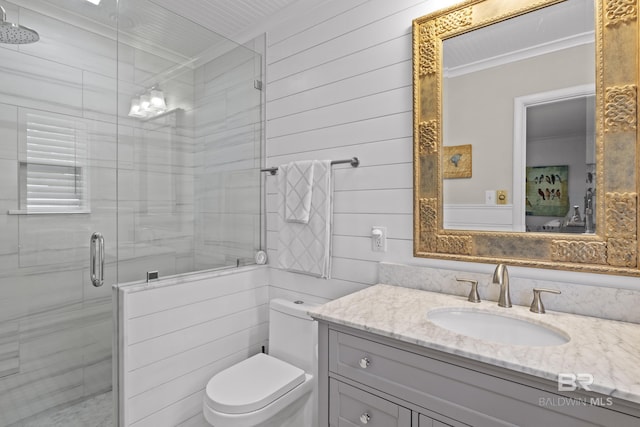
top-left (194, 42), bottom-right (263, 270)
top-left (265, 0), bottom-right (640, 307)
top-left (117, 117), bottom-right (198, 282)
top-left (116, 266), bottom-right (269, 427)
top-left (117, 38), bottom-right (198, 283)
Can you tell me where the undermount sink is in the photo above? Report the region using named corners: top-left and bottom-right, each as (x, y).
top-left (427, 308), bottom-right (570, 347)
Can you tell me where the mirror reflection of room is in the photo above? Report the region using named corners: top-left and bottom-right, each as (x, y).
top-left (442, 0), bottom-right (595, 234)
top-left (525, 95), bottom-right (596, 233)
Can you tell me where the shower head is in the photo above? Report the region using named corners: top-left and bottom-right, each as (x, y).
top-left (0, 6), bottom-right (39, 44)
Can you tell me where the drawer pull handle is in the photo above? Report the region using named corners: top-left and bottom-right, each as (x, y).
top-left (360, 412), bottom-right (371, 424)
top-left (359, 357), bottom-right (371, 369)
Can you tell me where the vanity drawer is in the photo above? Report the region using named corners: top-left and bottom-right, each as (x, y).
top-left (419, 415), bottom-right (453, 427)
top-left (328, 329), bottom-right (638, 427)
top-left (329, 378), bottom-right (411, 427)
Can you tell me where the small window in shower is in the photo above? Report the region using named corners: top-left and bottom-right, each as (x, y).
top-left (17, 110), bottom-right (89, 213)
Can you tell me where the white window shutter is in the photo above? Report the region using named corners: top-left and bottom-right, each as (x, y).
top-left (21, 112), bottom-right (88, 212)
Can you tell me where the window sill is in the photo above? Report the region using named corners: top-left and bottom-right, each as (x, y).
top-left (7, 209), bottom-right (91, 215)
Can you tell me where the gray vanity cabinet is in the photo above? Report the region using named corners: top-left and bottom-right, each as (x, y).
top-left (328, 375), bottom-right (456, 427)
top-left (329, 378), bottom-right (411, 426)
top-left (318, 322), bottom-right (640, 427)
top-left (420, 416), bottom-right (453, 427)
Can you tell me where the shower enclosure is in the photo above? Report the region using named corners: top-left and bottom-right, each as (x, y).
top-left (0, 0), bottom-right (263, 425)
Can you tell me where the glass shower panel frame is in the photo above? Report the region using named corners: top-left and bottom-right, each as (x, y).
top-left (193, 41), bottom-right (264, 271)
top-left (116, 0), bottom-right (263, 285)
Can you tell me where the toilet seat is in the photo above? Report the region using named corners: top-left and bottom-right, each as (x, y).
top-left (205, 353), bottom-right (305, 414)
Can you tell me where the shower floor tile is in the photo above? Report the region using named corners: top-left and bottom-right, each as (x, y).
top-left (16, 391), bottom-right (112, 427)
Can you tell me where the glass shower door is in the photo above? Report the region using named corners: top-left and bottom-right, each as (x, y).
top-left (0, 0), bottom-right (118, 425)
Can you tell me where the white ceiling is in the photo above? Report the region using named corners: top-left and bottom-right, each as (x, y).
top-left (17, 0), bottom-right (595, 66)
top-left (148, 0), bottom-right (317, 43)
top-left (527, 96), bottom-right (594, 141)
top-left (13, 0), bottom-right (319, 56)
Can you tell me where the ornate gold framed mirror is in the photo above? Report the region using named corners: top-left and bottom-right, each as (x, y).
top-left (413, 0), bottom-right (640, 275)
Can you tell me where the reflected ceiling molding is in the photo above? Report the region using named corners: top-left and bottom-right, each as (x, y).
top-left (444, 31), bottom-right (595, 78)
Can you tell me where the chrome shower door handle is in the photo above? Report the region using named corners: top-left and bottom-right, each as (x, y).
top-left (90, 232), bottom-right (105, 287)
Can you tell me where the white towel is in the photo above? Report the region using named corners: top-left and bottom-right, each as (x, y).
top-left (276, 160), bottom-right (332, 278)
top-left (282, 161), bottom-right (314, 224)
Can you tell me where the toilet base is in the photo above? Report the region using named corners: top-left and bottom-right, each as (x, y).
top-left (252, 390), bottom-right (314, 427)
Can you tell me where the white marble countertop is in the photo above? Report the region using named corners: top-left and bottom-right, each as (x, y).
top-left (309, 284), bottom-right (640, 405)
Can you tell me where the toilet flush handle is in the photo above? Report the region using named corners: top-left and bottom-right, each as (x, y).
top-left (359, 412), bottom-right (371, 424)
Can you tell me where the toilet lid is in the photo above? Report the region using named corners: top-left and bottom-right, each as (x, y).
top-left (205, 353), bottom-right (305, 414)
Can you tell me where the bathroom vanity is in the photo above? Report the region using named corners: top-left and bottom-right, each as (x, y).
top-left (310, 285), bottom-right (640, 427)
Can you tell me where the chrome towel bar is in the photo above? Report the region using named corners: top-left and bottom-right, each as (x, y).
top-left (260, 157), bottom-right (359, 175)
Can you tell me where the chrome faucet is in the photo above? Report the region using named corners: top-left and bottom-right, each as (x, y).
top-left (492, 264), bottom-right (512, 308)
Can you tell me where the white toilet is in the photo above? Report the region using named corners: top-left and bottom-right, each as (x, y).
top-left (203, 299), bottom-right (318, 427)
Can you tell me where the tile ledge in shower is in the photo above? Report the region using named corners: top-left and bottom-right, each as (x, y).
top-left (7, 209), bottom-right (91, 215)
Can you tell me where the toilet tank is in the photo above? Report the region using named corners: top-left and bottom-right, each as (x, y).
top-left (268, 299), bottom-right (318, 374)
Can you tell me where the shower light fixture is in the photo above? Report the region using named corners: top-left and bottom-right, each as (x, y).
top-left (128, 86), bottom-right (168, 119)
top-left (85, 0), bottom-right (102, 5)
top-left (139, 94), bottom-right (151, 111)
top-left (128, 98), bottom-right (145, 118)
top-left (150, 89), bottom-right (167, 110)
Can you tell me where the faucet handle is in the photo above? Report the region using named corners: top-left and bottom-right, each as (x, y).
top-left (530, 288), bottom-right (561, 314)
top-left (456, 277), bottom-right (480, 303)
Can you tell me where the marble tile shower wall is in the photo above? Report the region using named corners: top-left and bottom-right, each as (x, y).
top-left (193, 44), bottom-right (262, 270)
top-left (117, 66), bottom-right (197, 280)
top-left (0, 2), bottom-right (195, 424)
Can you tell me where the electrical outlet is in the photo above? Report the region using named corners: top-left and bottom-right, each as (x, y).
top-left (371, 226), bottom-right (387, 252)
top-left (485, 190), bottom-right (496, 205)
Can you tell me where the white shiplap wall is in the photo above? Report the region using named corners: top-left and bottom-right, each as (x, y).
top-left (265, 0), bottom-right (457, 301)
top-left (264, 0), bottom-right (640, 303)
top-left (116, 266), bottom-right (269, 427)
